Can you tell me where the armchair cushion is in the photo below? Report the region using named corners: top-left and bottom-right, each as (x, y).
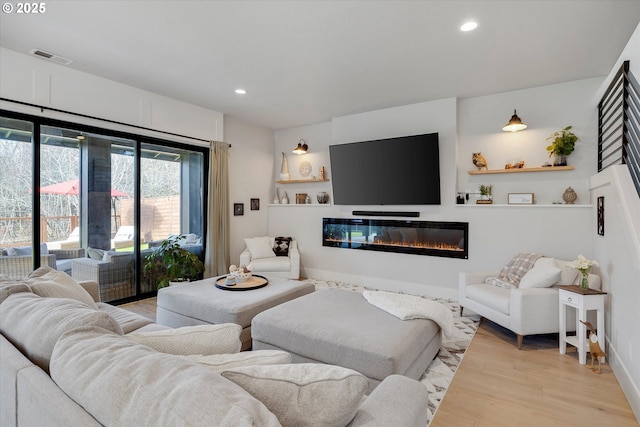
top-left (518, 257), bottom-right (562, 289)
top-left (184, 350), bottom-right (292, 373)
top-left (273, 237), bottom-right (292, 256)
top-left (221, 363), bottom-right (368, 427)
top-left (244, 236), bottom-right (276, 259)
top-left (489, 252), bottom-right (543, 288)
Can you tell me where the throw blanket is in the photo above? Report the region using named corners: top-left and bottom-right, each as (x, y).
top-left (363, 291), bottom-right (454, 339)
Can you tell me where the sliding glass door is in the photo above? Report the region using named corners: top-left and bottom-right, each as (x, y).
top-left (0, 110), bottom-right (208, 303)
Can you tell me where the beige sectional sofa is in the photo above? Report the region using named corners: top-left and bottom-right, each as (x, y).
top-left (0, 267), bottom-right (430, 427)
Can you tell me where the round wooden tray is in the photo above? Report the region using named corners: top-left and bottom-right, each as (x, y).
top-left (215, 274), bottom-right (268, 291)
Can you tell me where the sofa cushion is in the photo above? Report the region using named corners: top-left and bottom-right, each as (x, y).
top-left (0, 275), bottom-right (31, 304)
top-left (87, 247), bottom-right (105, 260)
top-left (519, 257), bottom-right (562, 289)
top-left (465, 283), bottom-right (510, 315)
top-left (222, 363), bottom-right (368, 427)
top-left (126, 323), bottom-right (242, 355)
top-left (0, 293), bottom-right (123, 371)
top-left (272, 237), bottom-right (292, 256)
top-left (245, 236), bottom-right (277, 259)
top-left (97, 302), bottom-right (154, 333)
top-left (26, 266), bottom-right (98, 309)
top-left (184, 350), bottom-right (292, 373)
top-left (50, 326), bottom-right (281, 427)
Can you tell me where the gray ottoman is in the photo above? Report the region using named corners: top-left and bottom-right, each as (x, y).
top-left (156, 276), bottom-right (315, 350)
top-left (252, 289), bottom-right (441, 391)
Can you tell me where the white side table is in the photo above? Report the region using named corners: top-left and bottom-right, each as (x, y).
top-left (558, 285), bottom-right (607, 365)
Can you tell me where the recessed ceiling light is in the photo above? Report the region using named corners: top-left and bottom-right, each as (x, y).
top-left (460, 21), bottom-right (478, 32)
top-left (235, 88), bottom-right (247, 95)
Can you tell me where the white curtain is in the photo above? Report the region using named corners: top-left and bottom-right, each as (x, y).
top-left (204, 140), bottom-right (230, 277)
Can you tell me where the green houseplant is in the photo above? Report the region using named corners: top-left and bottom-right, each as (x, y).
top-left (143, 234), bottom-right (204, 289)
top-left (546, 126), bottom-right (579, 166)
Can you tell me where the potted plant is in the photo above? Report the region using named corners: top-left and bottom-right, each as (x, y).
top-left (546, 126), bottom-right (579, 166)
top-left (478, 184), bottom-right (493, 204)
top-left (143, 234), bottom-right (204, 289)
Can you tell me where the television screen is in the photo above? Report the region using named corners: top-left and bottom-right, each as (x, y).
top-left (329, 133), bottom-right (440, 205)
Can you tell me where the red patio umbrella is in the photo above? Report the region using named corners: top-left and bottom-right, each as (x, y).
top-left (39, 179), bottom-right (130, 197)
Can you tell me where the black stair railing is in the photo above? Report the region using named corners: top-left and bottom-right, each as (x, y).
top-left (598, 60), bottom-right (640, 197)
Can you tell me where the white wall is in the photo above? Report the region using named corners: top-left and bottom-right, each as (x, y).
top-left (269, 92), bottom-right (595, 299)
top-left (225, 116), bottom-right (275, 265)
top-left (0, 48), bottom-right (222, 143)
top-left (591, 22), bottom-right (640, 422)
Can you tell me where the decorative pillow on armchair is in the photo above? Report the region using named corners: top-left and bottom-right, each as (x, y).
top-left (485, 252), bottom-right (543, 289)
top-left (272, 237), bottom-right (292, 256)
top-left (244, 237), bottom-right (276, 259)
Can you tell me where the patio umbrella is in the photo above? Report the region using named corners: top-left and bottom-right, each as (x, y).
top-left (39, 179), bottom-right (130, 197)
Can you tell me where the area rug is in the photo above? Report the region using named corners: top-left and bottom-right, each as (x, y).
top-left (303, 278), bottom-right (480, 425)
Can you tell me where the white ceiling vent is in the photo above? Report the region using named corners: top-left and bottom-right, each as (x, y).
top-left (29, 49), bottom-right (74, 66)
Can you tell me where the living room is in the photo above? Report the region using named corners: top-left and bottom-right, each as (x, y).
top-left (1, 1), bottom-right (640, 425)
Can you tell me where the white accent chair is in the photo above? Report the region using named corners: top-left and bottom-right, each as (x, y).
top-left (458, 257), bottom-right (600, 349)
top-left (240, 236), bottom-right (300, 280)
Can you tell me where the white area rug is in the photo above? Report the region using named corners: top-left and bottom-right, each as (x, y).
top-left (304, 278), bottom-right (480, 425)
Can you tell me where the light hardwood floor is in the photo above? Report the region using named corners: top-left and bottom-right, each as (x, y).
top-left (120, 298), bottom-right (638, 426)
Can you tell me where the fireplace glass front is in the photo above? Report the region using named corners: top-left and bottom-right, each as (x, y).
top-left (322, 217), bottom-right (468, 259)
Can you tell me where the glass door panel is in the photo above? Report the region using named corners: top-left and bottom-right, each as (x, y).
top-left (0, 117), bottom-right (35, 276)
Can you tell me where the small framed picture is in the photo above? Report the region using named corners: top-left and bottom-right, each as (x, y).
top-left (250, 198), bottom-right (260, 211)
top-left (234, 203), bottom-right (244, 216)
top-left (508, 193), bottom-right (534, 205)
top-left (597, 196), bottom-right (604, 236)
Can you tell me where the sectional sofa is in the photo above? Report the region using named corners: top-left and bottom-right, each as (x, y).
top-left (0, 267), bottom-right (430, 426)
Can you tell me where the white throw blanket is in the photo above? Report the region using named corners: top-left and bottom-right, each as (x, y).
top-left (363, 290), bottom-right (454, 339)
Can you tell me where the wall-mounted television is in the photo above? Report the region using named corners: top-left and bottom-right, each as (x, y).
top-left (329, 133), bottom-right (440, 205)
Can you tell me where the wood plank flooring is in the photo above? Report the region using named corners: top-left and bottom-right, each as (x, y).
top-left (119, 298), bottom-right (638, 426)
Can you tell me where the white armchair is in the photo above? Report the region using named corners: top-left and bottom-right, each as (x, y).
top-left (459, 257), bottom-right (600, 349)
top-left (240, 236), bottom-right (300, 280)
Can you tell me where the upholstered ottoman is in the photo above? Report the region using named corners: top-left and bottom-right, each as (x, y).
top-left (156, 277), bottom-right (315, 350)
top-left (251, 289), bottom-right (442, 391)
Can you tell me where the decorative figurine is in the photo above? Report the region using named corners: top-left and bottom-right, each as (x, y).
top-left (563, 187), bottom-right (577, 204)
top-left (580, 320), bottom-right (606, 374)
top-left (472, 152), bottom-right (488, 170)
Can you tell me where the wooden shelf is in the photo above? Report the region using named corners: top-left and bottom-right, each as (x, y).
top-left (275, 178), bottom-right (330, 184)
top-left (468, 165), bottom-right (574, 175)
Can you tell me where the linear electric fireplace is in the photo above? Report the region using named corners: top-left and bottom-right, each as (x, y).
top-left (322, 218), bottom-right (468, 259)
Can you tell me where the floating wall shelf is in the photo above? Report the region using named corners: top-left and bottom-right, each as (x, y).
top-left (468, 166), bottom-right (574, 175)
top-left (275, 178), bottom-right (330, 184)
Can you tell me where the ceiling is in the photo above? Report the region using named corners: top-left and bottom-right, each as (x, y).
top-left (1, 1), bottom-right (640, 131)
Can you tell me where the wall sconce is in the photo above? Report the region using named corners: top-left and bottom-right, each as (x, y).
top-left (293, 139), bottom-right (308, 154)
top-left (502, 109), bottom-right (527, 132)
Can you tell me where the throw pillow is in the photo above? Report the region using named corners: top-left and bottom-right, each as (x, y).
top-left (126, 323), bottom-right (242, 355)
top-left (0, 282), bottom-right (31, 304)
top-left (26, 266), bottom-right (98, 309)
top-left (245, 236), bottom-right (276, 259)
top-left (87, 247), bottom-right (106, 260)
top-left (490, 252), bottom-right (543, 288)
top-left (184, 350), bottom-right (292, 373)
top-left (519, 257), bottom-right (562, 289)
top-left (221, 363), bottom-right (369, 427)
top-left (0, 293), bottom-right (123, 372)
top-left (272, 236), bottom-right (292, 256)
top-left (7, 246), bottom-right (31, 256)
top-left (50, 326), bottom-right (281, 427)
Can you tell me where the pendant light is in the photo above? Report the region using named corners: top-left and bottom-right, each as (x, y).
top-left (293, 139), bottom-right (308, 154)
top-left (502, 109), bottom-right (527, 132)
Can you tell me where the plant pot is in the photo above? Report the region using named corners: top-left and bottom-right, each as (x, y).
top-left (169, 278), bottom-right (190, 286)
top-left (553, 154), bottom-right (567, 166)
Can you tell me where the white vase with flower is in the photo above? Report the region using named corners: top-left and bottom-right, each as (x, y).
top-left (568, 255), bottom-right (598, 290)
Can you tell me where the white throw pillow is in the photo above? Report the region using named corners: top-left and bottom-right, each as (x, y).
top-left (183, 350), bottom-right (292, 373)
top-left (519, 257), bottom-right (562, 289)
top-left (221, 363), bottom-right (368, 427)
top-left (244, 236), bottom-right (276, 259)
top-left (126, 324), bottom-right (242, 355)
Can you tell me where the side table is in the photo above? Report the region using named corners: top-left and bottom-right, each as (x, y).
top-left (558, 285), bottom-right (607, 365)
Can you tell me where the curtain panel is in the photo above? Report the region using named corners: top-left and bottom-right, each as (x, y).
top-left (204, 140), bottom-right (230, 277)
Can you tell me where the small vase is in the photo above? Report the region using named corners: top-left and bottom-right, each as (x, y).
top-left (553, 154), bottom-right (567, 167)
top-left (580, 269), bottom-right (590, 290)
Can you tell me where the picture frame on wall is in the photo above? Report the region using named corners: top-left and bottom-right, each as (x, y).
top-left (234, 203), bottom-right (244, 216)
top-left (508, 193), bottom-right (534, 205)
top-left (250, 198), bottom-right (260, 211)
top-left (597, 196), bottom-right (605, 236)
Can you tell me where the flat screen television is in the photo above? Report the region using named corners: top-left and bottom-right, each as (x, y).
top-left (329, 133), bottom-right (440, 205)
